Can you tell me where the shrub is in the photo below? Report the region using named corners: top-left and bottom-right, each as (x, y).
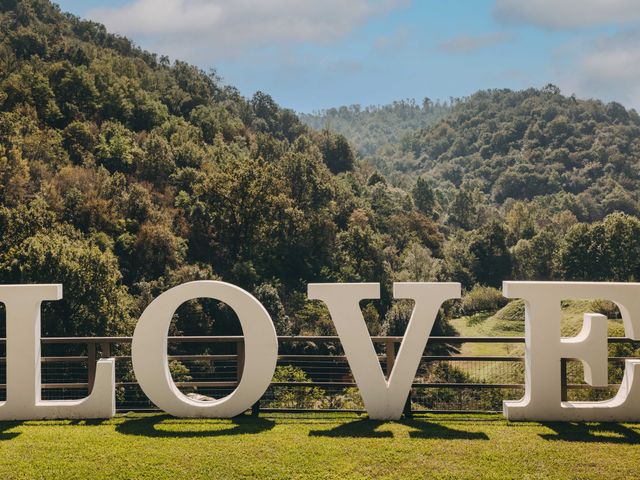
top-left (265, 366), bottom-right (326, 409)
top-left (589, 299), bottom-right (621, 319)
top-left (461, 285), bottom-right (508, 315)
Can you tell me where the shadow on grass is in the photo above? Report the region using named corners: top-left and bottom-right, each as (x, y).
top-left (309, 418), bottom-right (488, 440)
top-left (0, 422), bottom-right (21, 441)
top-left (309, 420), bottom-right (393, 438)
top-left (115, 414), bottom-right (275, 438)
top-left (405, 419), bottom-right (489, 440)
top-left (540, 422), bottom-right (640, 444)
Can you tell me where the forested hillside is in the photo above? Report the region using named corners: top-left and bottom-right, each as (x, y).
top-left (0, 0), bottom-right (445, 338)
top-left (306, 88), bottom-right (640, 298)
top-left (300, 99), bottom-right (451, 181)
top-left (2, 0), bottom-right (640, 342)
top-left (405, 87), bottom-right (640, 218)
top-left (305, 88), bottom-right (640, 220)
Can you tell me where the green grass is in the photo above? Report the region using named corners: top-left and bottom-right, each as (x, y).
top-left (0, 413), bottom-right (639, 479)
top-left (450, 300), bottom-right (626, 357)
top-left (447, 300), bottom-right (631, 384)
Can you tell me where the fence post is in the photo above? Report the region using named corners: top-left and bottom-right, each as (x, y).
top-left (87, 342), bottom-right (96, 393)
top-left (403, 393), bottom-right (413, 418)
top-left (100, 341), bottom-right (111, 358)
top-left (560, 358), bottom-right (568, 402)
top-left (236, 340), bottom-right (244, 382)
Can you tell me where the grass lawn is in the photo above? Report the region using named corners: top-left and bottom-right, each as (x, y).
top-left (0, 413), bottom-right (639, 479)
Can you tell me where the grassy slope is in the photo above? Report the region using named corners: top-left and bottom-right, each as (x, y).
top-left (448, 301), bottom-right (628, 383)
top-left (0, 413), bottom-right (639, 479)
top-left (449, 300), bottom-right (626, 357)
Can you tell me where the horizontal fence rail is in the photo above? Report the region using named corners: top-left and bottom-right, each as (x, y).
top-left (0, 336), bottom-right (637, 414)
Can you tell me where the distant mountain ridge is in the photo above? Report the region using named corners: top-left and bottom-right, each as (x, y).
top-left (300, 98), bottom-right (452, 157)
top-left (306, 87), bottom-right (640, 221)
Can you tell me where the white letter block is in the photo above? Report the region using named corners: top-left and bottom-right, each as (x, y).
top-left (503, 281), bottom-right (640, 422)
top-left (309, 282), bottom-right (460, 420)
top-left (132, 281), bottom-right (278, 418)
top-left (0, 285), bottom-right (115, 420)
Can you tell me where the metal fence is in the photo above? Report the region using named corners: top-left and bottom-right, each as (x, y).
top-left (0, 335), bottom-right (637, 415)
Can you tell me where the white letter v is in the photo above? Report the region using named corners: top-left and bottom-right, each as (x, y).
top-left (308, 282), bottom-right (460, 420)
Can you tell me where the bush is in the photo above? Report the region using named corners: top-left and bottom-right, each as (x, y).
top-left (265, 366), bottom-right (326, 409)
top-left (589, 299), bottom-right (621, 319)
top-left (493, 299), bottom-right (525, 321)
top-left (461, 285), bottom-right (508, 315)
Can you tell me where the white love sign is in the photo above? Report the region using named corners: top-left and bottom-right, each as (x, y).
top-left (0, 281), bottom-right (638, 422)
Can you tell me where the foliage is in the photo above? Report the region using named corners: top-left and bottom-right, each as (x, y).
top-left (403, 88), bottom-right (640, 220)
top-left (265, 365), bottom-right (326, 409)
top-left (1, 1), bottom-right (639, 351)
top-left (0, 229), bottom-right (134, 336)
top-left (0, 0), bottom-right (446, 340)
top-left (461, 286), bottom-right (508, 315)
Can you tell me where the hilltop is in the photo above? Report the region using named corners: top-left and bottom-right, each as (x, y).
top-left (307, 87), bottom-right (640, 221)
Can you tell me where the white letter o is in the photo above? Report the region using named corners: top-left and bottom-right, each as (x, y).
top-left (132, 281), bottom-right (278, 417)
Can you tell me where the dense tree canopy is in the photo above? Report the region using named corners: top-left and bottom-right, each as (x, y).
top-left (0, 0), bottom-right (444, 337)
top-left (1, 0), bottom-right (638, 341)
top-left (308, 87), bottom-right (640, 290)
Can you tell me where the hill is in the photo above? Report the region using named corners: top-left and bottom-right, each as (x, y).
top-left (3, 1), bottom-right (640, 344)
top-left (311, 87), bottom-right (640, 221)
top-left (0, 0), bottom-right (445, 337)
top-left (405, 87), bottom-right (640, 221)
top-left (300, 99), bottom-right (452, 183)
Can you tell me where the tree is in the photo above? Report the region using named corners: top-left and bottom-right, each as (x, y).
top-left (601, 212), bottom-right (640, 280)
top-left (0, 231), bottom-right (134, 336)
top-left (136, 132), bottom-right (175, 187)
top-left (95, 121), bottom-right (142, 173)
top-left (0, 143), bottom-right (29, 206)
top-left (558, 213), bottom-right (640, 281)
top-left (130, 222), bottom-right (186, 281)
top-left (557, 223), bottom-right (595, 280)
top-left (62, 120), bottom-right (96, 164)
top-left (511, 230), bottom-right (558, 280)
top-left (336, 224), bottom-right (389, 284)
top-left (254, 283), bottom-right (291, 335)
top-left (318, 130), bottom-right (355, 174)
top-left (449, 188), bottom-right (477, 230)
top-left (468, 222), bottom-right (512, 287)
top-left (395, 242), bottom-right (442, 282)
top-left (442, 233), bottom-right (476, 288)
top-left (412, 176), bottom-right (436, 217)
top-left (505, 201), bottom-right (536, 244)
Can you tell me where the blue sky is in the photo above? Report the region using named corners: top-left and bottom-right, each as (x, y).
top-left (55, 0), bottom-right (640, 113)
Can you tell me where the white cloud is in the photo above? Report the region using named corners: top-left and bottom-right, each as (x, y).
top-left (556, 29), bottom-right (640, 109)
top-left (495, 0), bottom-right (640, 29)
top-left (438, 32), bottom-right (511, 54)
top-left (88, 0), bottom-right (408, 60)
